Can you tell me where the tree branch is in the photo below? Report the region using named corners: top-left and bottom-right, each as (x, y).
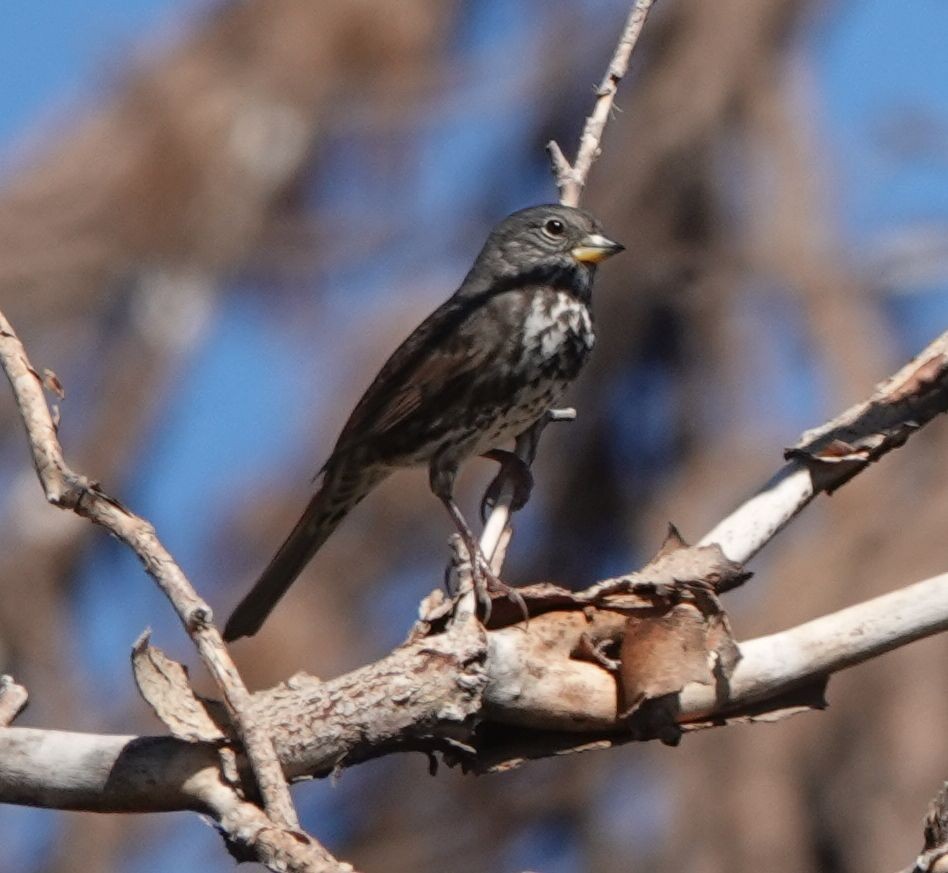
top-left (2, 3), bottom-right (944, 868)
top-left (547, 0), bottom-right (655, 206)
top-left (0, 7), bottom-right (664, 867)
top-left (0, 726), bottom-right (350, 872)
top-left (699, 329), bottom-right (948, 564)
top-left (0, 310), bottom-right (348, 869)
top-left (1, 571), bottom-right (944, 810)
top-left (480, 0), bottom-right (656, 568)
top-left (2, 306), bottom-right (946, 863)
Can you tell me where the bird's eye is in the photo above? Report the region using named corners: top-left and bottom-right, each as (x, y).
top-left (543, 218), bottom-right (565, 237)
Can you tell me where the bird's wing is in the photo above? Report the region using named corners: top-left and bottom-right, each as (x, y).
top-left (326, 291), bottom-right (507, 464)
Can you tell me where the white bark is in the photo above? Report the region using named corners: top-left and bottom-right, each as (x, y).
top-left (701, 329), bottom-right (948, 563)
top-left (2, 572), bottom-right (945, 812)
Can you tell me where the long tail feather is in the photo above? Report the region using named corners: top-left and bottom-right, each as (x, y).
top-left (224, 465), bottom-right (385, 640)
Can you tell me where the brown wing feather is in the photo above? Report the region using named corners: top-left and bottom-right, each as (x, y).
top-left (327, 291), bottom-right (508, 464)
top-left (367, 349), bottom-right (476, 435)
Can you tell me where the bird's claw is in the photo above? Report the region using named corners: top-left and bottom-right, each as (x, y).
top-left (441, 497), bottom-right (529, 626)
top-left (470, 552), bottom-right (529, 627)
top-left (479, 449), bottom-right (535, 522)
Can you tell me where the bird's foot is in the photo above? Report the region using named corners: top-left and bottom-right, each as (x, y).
top-left (469, 549), bottom-right (529, 627)
top-left (479, 449), bottom-right (535, 522)
top-left (438, 493), bottom-right (529, 626)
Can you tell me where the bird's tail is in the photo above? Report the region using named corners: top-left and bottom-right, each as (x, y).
top-left (223, 463), bottom-right (387, 641)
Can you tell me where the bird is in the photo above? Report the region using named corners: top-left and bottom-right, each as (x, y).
top-left (223, 204), bottom-right (623, 641)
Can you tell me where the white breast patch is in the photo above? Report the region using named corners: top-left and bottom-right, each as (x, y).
top-left (521, 291), bottom-right (594, 362)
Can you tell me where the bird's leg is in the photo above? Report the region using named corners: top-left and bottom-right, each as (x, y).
top-left (438, 493), bottom-right (495, 620)
top-left (478, 408), bottom-right (576, 522)
top-left (430, 457), bottom-right (527, 624)
top-left (479, 449), bottom-right (534, 522)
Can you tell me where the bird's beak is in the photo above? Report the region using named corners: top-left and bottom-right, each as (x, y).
top-left (571, 233), bottom-right (625, 264)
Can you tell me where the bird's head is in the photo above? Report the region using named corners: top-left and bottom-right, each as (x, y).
top-left (475, 204), bottom-right (624, 287)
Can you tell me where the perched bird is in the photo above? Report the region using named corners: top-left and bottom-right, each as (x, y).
top-left (224, 204), bottom-right (622, 641)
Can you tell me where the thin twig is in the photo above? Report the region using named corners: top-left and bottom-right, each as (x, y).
top-left (0, 312), bottom-right (304, 835)
top-left (479, 0), bottom-right (655, 570)
top-left (548, 0), bottom-right (655, 206)
top-left (480, 407), bottom-right (575, 565)
top-left (215, 796), bottom-right (355, 873)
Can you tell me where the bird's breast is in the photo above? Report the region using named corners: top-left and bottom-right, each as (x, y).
top-left (519, 290), bottom-right (595, 380)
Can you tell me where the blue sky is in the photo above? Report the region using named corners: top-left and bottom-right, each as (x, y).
top-left (0, 0), bottom-right (187, 150)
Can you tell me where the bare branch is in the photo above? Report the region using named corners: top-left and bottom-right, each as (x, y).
top-left (0, 309), bottom-right (330, 862)
top-left (482, 572), bottom-right (948, 737)
top-left (545, 140), bottom-right (574, 196)
top-left (700, 329), bottom-right (948, 563)
top-left (478, 1), bottom-right (656, 570)
top-left (1, 571), bottom-right (944, 807)
top-left (215, 797), bottom-right (355, 873)
top-left (549, 0), bottom-right (655, 206)
top-left (706, 573), bottom-right (948, 716)
top-left (0, 728), bottom-right (352, 872)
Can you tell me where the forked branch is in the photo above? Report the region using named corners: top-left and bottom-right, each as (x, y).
top-left (0, 311), bottom-right (343, 869)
